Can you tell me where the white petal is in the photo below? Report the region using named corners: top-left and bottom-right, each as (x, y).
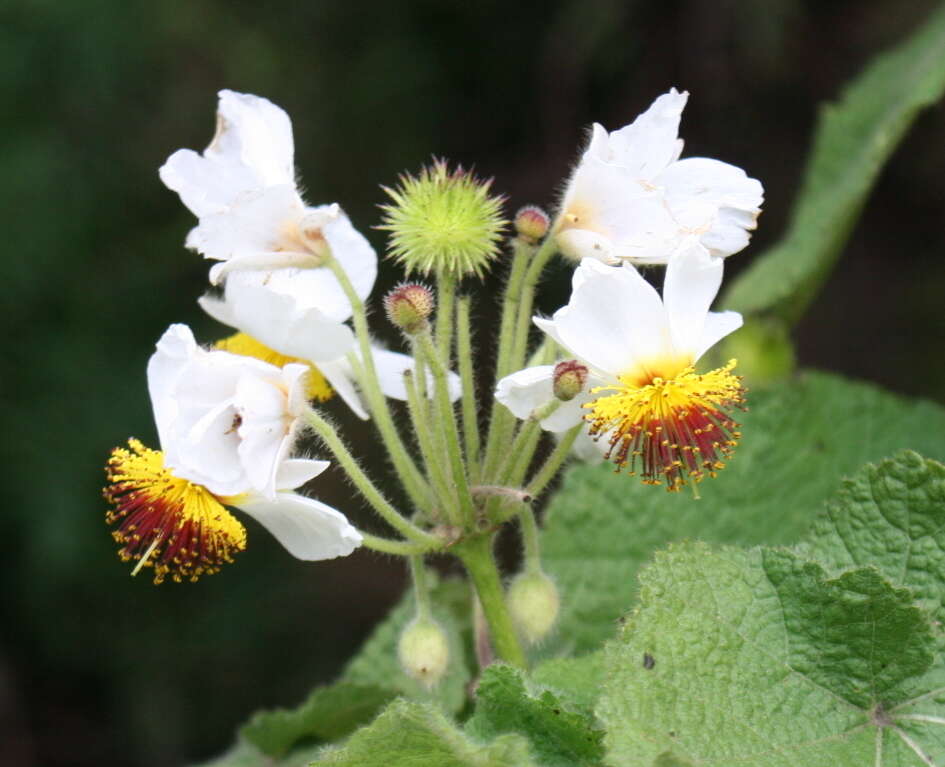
top-left (695, 310), bottom-right (743, 362)
top-left (366, 346), bottom-right (461, 403)
top-left (234, 373), bottom-right (292, 497)
top-left (159, 148), bottom-right (262, 218)
top-left (660, 157), bottom-right (763, 258)
top-left (276, 458), bottom-right (330, 490)
top-left (219, 274), bottom-right (356, 362)
top-left (540, 393), bottom-right (591, 433)
top-left (663, 240), bottom-right (722, 358)
top-left (567, 427), bottom-right (606, 464)
top-left (532, 316), bottom-right (569, 352)
top-left (235, 491), bottom-right (362, 560)
top-left (213, 90), bottom-right (296, 188)
top-left (321, 208), bottom-right (378, 306)
top-left (147, 323), bottom-right (199, 452)
top-left (495, 366), bottom-right (555, 420)
top-left (317, 359), bottom-right (369, 420)
top-left (603, 88), bottom-right (688, 179)
top-left (185, 185), bottom-right (304, 262)
top-left (554, 260), bottom-right (668, 375)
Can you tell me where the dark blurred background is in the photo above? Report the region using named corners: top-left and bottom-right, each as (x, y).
top-left (2, 1), bottom-right (944, 764)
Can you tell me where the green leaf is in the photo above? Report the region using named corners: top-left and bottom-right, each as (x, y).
top-left (341, 577), bottom-right (473, 714)
top-left (466, 665), bottom-right (605, 767)
top-left (540, 372), bottom-right (945, 657)
top-left (239, 682), bottom-right (397, 757)
top-left (314, 699), bottom-right (537, 767)
top-left (531, 653), bottom-right (606, 712)
top-left (597, 542), bottom-right (945, 766)
top-left (722, 4), bottom-right (945, 323)
top-left (798, 451), bottom-right (945, 622)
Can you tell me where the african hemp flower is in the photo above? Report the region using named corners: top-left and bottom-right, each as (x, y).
top-left (104, 324), bottom-right (361, 583)
top-left (495, 240), bottom-right (745, 491)
top-left (555, 88), bottom-right (763, 266)
top-left (159, 89), bottom-right (377, 293)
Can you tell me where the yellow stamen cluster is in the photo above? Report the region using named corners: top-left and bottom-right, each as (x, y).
top-left (215, 332), bottom-right (333, 402)
top-left (584, 360), bottom-right (745, 491)
top-left (104, 439), bottom-right (247, 583)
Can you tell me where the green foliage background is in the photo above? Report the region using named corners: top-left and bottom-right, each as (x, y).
top-left (2, 1), bottom-right (945, 765)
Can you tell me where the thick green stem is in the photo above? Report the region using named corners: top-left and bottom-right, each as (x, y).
top-left (456, 297), bottom-right (481, 479)
top-left (324, 256), bottom-right (430, 511)
top-left (457, 535), bottom-right (526, 668)
top-left (403, 367), bottom-right (457, 524)
top-left (304, 408), bottom-right (439, 548)
top-left (435, 268), bottom-right (456, 365)
top-left (419, 332), bottom-right (476, 526)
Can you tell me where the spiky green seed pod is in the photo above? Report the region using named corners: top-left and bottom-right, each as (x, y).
top-left (397, 616), bottom-right (450, 688)
top-left (379, 160), bottom-right (507, 279)
top-left (507, 570), bottom-right (560, 645)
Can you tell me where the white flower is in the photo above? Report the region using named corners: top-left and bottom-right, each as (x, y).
top-left (159, 90), bottom-right (378, 293)
top-left (103, 323), bottom-right (362, 582)
top-left (556, 88), bottom-right (763, 266)
top-left (201, 276), bottom-right (461, 419)
top-left (495, 240), bottom-right (746, 490)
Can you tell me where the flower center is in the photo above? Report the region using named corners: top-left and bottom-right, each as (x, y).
top-left (104, 439), bottom-right (247, 583)
top-left (215, 332), bottom-right (334, 402)
top-left (583, 360), bottom-right (745, 491)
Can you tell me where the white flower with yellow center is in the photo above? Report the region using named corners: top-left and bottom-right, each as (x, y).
top-left (159, 89), bottom-right (377, 292)
top-left (104, 324), bottom-right (361, 584)
top-left (556, 88), bottom-right (764, 266)
top-left (496, 240), bottom-right (746, 491)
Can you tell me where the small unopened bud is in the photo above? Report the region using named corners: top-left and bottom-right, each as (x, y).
top-left (514, 205), bottom-right (550, 242)
top-left (507, 570), bottom-right (560, 645)
top-left (552, 360), bottom-right (588, 402)
top-left (383, 283), bottom-right (435, 335)
top-left (398, 616), bottom-right (450, 688)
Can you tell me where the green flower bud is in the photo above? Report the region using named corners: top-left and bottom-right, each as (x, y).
top-left (552, 360), bottom-right (588, 402)
top-left (379, 159), bottom-right (507, 279)
top-left (507, 570), bottom-right (560, 645)
top-left (397, 616), bottom-right (450, 688)
top-left (514, 205), bottom-right (550, 243)
top-left (383, 283), bottom-right (435, 335)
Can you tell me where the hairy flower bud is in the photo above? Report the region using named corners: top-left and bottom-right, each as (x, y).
top-left (552, 360), bottom-right (588, 402)
top-left (384, 283), bottom-right (435, 335)
top-left (507, 570), bottom-right (560, 644)
top-left (398, 616), bottom-right (450, 688)
top-left (379, 159), bottom-right (507, 279)
top-left (514, 205), bottom-right (550, 243)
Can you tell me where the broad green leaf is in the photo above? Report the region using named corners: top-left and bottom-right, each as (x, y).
top-left (531, 653), bottom-right (606, 711)
top-left (465, 665), bottom-right (605, 767)
top-left (239, 682), bottom-right (396, 757)
top-left (341, 577), bottom-right (473, 713)
top-left (597, 542), bottom-right (945, 766)
top-left (195, 739), bottom-right (327, 767)
top-left (314, 699), bottom-right (537, 766)
top-left (722, 4), bottom-right (945, 323)
top-left (798, 451), bottom-right (945, 622)
top-left (541, 372), bottom-right (945, 656)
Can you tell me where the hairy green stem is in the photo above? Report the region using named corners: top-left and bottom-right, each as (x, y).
top-left (324, 256), bottom-right (430, 511)
top-left (527, 424), bottom-right (581, 498)
top-left (435, 267), bottom-right (456, 365)
top-left (518, 507), bottom-right (542, 574)
top-left (408, 555), bottom-right (433, 618)
top-left (361, 533), bottom-right (433, 556)
top-left (456, 297), bottom-right (481, 479)
top-left (304, 408), bottom-right (439, 548)
top-left (403, 367), bottom-right (457, 524)
top-left (510, 236), bottom-right (558, 371)
top-left (457, 535), bottom-right (526, 668)
top-left (418, 332), bottom-right (476, 526)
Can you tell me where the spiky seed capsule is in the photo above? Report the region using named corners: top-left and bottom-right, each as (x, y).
top-left (514, 205), bottom-right (550, 243)
top-left (553, 360), bottom-right (588, 402)
top-left (378, 159), bottom-right (507, 279)
top-left (398, 616), bottom-right (450, 688)
top-left (507, 571), bottom-right (560, 645)
top-left (384, 283), bottom-right (435, 335)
